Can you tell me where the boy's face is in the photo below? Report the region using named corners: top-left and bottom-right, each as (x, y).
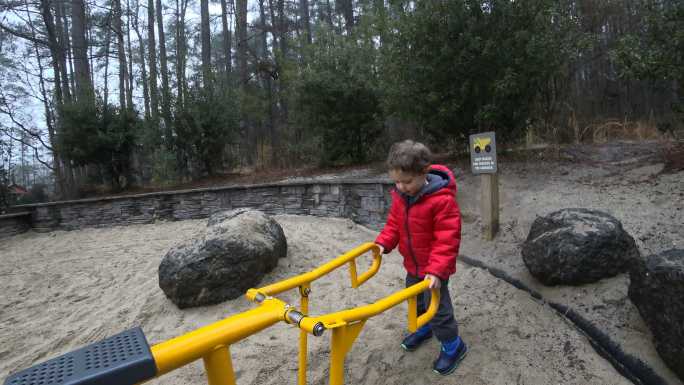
top-left (389, 168), bottom-right (427, 197)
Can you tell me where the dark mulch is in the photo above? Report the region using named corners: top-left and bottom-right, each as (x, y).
top-left (662, 142), bottom-right (684, 173)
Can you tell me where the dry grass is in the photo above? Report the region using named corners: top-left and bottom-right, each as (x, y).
top-left (578, 119), bottom-right (669, 143)
top-left (530, 115), bottom-right (682, 146)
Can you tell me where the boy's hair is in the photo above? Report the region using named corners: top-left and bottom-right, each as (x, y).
top-left (386, 140), bottom-right (432, 174)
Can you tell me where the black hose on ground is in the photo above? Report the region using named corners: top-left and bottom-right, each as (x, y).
top-left (458, 254), bottom-right (667, 385)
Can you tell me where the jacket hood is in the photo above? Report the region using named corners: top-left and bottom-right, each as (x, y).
top-left (399, 164), bottom-right (456, 205)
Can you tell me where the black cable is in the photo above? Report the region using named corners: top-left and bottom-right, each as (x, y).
top-left (458, 254), bottom-right (667, 385)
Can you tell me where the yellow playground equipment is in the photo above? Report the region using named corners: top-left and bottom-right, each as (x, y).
top-left (473, 137), bottom-right (491, 153)
top-left (4, 243), bottom-right (439, 385)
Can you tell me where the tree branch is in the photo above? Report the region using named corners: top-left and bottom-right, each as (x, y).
top-left (0, 127), bottom-right (54, 170)
top-left (0, 94), bottom-right (54, 152)
top-left (0, 21), bottom-right (48, 45)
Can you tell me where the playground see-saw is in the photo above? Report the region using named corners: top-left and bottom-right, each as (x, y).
top-left (4, 243), bottom-right (439, 385)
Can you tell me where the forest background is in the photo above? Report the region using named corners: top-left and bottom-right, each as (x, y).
top-left (0, 0), bottom-right (682, 206)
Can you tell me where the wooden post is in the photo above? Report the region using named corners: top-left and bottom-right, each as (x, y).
top-left (470, 131), bottom-right (499, 240)
top-left (480, 170), bottom-right (499, 240)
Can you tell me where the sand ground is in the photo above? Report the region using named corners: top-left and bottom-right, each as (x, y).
top-left (455, 145), bottom-right (683, 385)
top-left (1, 141), bottom-right (682, 385)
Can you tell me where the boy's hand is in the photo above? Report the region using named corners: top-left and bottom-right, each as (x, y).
top-left (375, 243), bottom-right (385, 254)
top-left (425, 274), bottom-right (441, 289)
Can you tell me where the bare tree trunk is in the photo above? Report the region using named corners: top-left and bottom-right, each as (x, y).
top-left (373, 0), bottom-right (386, 46)
top-left (220, 0), bottom-right (232, 78)
top-left (276, 0), bottom-right (288, 138)
top-left (34, 1), bottom-right (66, 197)
top-left (300, 0), bottom-right (311, 44)
top-left (200, 0), bottom-right (212, 85)
top-left (38, 57), bottom-right (66, 197)
top-left (60, 1), bottom-right (76, 97)
top-left (147, 0), bottom-right (159, 121)
top-left (53, 0), bottom-right (72, 102)
top-left (175, 0), bottom-right (192, 178)
top-left (337, 0), bottom-right (353, 34)
top-left (236, 0), bottom-right (248, 88)
top-left (40, 0), bottom-right (65, 106)
top-left (180, 0), bottom-right (188, 104)
top-left (235, 0), bottom-right (249, 166)
top-left (103, 13), bottom-right (112, 107)
top-left (65, 0), bottom-right (95, 195)
top-left (113, 0), bottom-right (129, 110)
top-left (85, 2), bottom-right (94, 91)
top-left (267, 0), bottom-right (279, 50)
top-left (132, 0), bottom-right (150, 119)
top-left (266, 0), bottom-right (287, 165)
top-left (258, 0), bottom-right (270, 86)
top-left (174, 0), bottom-right (188, 108)
top-left (259, 0), bottom-right (274, 165)
top-left (277, 0), bottom-right (287, 55)
top-left (156, 0), bottom-right (172, 133)
top-left (125, 0), bottom-right (135, 110)
top-left (55, 2), bottom-right (77, 197)
top-left (325, 0), bottom-right (333, 27)
top-left (71, 0), bottom-right (94, 102)
top-left (137, 34), bottom-right (151, 118)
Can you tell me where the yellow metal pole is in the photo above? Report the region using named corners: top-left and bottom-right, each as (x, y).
top-left (348, 260), bottom-right (359, 287)
top-left (135, 244), bottom-right (439, 385)
top-left (250, 243), bottom-right (381, 298)
top-left (150, 298), bottom-right (288, 376)
top-left (203, 345), bottom-right (235, 385)
top-left (329, 321), bottom-right (365, 385)
top-left (415, 288), bottom-right (440, 331)
top-left (298, 284), bottom-right (310, 385)
top-left (298, 280), bottom-right (438, 334)
top-left (407, 296), bottom-right (418, 332)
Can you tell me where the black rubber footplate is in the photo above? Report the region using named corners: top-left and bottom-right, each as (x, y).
top-left (4, 327), bottom-right (156, 385)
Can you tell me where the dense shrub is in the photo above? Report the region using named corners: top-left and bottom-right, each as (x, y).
top-left (58, 101), bottom-right (141, 191)
top-left (296, 29), bottom-right (383, 166)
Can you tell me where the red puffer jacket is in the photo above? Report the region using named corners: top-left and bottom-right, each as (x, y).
top-left (375, 164), bottom-right (461, 280)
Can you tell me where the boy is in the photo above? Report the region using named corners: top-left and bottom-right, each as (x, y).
top-left (375, 140), bottom-right (467, 375)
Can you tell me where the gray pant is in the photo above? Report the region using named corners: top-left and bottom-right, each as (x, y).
top-left (406, 274), bottom-right (460, 343)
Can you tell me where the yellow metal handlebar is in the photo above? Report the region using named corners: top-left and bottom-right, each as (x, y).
top-left (150, 297), bottom-right (291, 376)
top-left (407, 281), bottom-right (440, 332)
top-left (10, 244), bottom-right (442, 385)
top-left (298, 279), bottom-right (439, 335)
top-left (149, 243), bottom-right (440, 385)
top-left (348, 247), bottom-right (382, 288)
top-left (247, 243), bottom-right (382, 300)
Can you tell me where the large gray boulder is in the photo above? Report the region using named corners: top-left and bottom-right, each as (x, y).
top-left (159, 209), bottom-right (287, 308)
top-left (521, 208), bottom-right (639, 285)
top-left (629, 249), bottom-right (684, 380)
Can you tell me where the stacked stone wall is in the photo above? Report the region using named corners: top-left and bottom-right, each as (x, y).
top-left (0, 212), bottom-right (32, 238)
top-left (1, 180), bottom-right (393, 237)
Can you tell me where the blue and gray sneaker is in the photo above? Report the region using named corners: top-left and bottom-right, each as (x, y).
top-left (433, 336), bottom-right (468, 375)
top-left (400, 325), bottom-right (433, 351)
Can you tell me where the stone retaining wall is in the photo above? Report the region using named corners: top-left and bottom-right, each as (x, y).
top-left (0, 212), bottom-right (32, 238)
top-left (1, 180), bottom-right (393, 237)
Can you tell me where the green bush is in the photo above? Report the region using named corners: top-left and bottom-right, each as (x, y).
top-left (296, 30), bottom-right (383, 166)
top-left (381, 0), bottom-right (570, 145)
top-left (58, 100), bottom-right (141, 191)
top-left (149, 148), bottom-right (180, 186)
top-left (173, 85), bottom-right (239, 176)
